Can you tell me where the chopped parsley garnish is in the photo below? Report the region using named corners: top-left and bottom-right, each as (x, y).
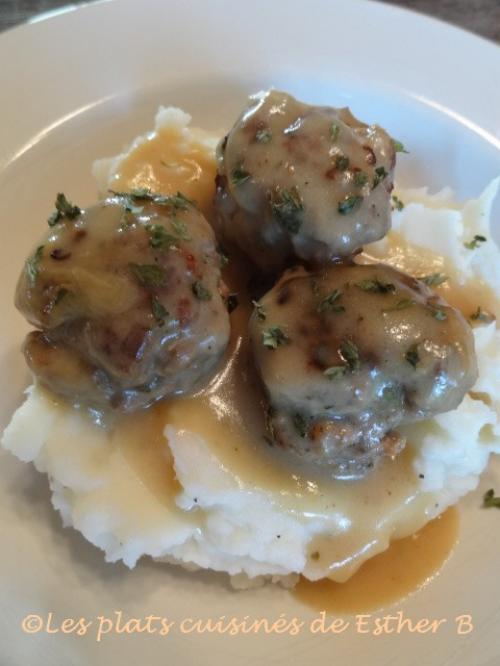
top-left (405, 343), bottom-right (420, 368)
top-left (226, 293), bottom-right (239, 313)
top-left (324, 366), bottom-right (347, 380)
top-left (464, 234), bottom-right (487, 250)
top-left (231, 165), bottom-right (251, 186)
top-left (392, 139), bottom-right (409, 154)
top-left (129, 263), bottom-right (167, 289)
top-left (391, 195), bottom-right (404, 211)
top-left (335, 155), bottom-right (349, 171)
top-left (355, 278), bottom-right (396, 294)
top-left (159, 191), bottom-right (195, 209)
top-left (483, 488), bottom-right (500, 509)
top-left (354, 171), bottom-right (368, 187)
top-left (338, 194), bottom-right (363, 215)
top-left (292, 413), bottom-right (309, 438)
top-left (382, 385), bottom-right (400, 404)
top-left (262, 326), bottom-right (290, 349)
top-left (171, 219), bottom-right (191, 241)
top-left (119, 210), bottom-right (138, 229)
top-left (269, 185), bottom-right (303, 233)
top-left (48, 193), bottom-right (81, 226)
top-left (146, 224), bottom-right (177, 250)
top-left (151, 296), bottom-right (168, 326)
top-left (470, 306), bottom-right (496, 324)
top-left (340, 339), bottom-right (360, 371)
top-left (317, 289), bottom-right (345, 314)
top-left (432, 308), bottom-right (447, 321)
top-left (330, 123), bottom-right (340, 141)
top-left (54, 288), bottom-right (69, 305)
top-left (25, 245), bottom-right (44, 285)
top-left (383, 298), bottom-right (415, 313)
top-left (217, 245), bottom-right (229, 266)
top-left (252, 300), bottom-right (267, 321)
top-left (419, 273), bottom-right (448, 287)
top-left (372, 166), bottom-right (388, 189)
top-left (111, 189), bottom-right (195, 211)
top-left (192, 281), bottom-right (212, 301)
top-left (255, 128), bottom-right (272, 143)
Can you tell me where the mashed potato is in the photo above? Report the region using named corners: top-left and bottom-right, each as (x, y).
top-left (2, 108), bottom-right (500, 589)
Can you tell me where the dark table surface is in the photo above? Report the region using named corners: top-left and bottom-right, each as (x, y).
top-left (0, 0), bottom-right (499, 42)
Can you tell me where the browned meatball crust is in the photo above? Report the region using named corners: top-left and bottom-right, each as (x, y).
top-left (250, 264), bottom-right (478, 478)
top-left (16, 191), bottom-right (230, 412)
top-left (215, 90), bottom-right (396, 273)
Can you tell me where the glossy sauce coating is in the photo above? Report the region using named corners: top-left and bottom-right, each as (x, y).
top-left (250, 263), bottom-right (478, 478)
top-left (295, 507), bottom-right (458, 613)
top-left (215, 90), bottom-right (396, 273)
top-left (16, 193), bottom-right (230, 412)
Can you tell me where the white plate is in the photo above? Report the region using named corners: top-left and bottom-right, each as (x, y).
top-left (1, 1), bottom-right (500, 664)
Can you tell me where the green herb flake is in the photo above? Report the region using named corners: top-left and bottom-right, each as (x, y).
top-left (48, 193), bottom-right (81, 226)
top-left (372, 166), bottom-right (388, 189)
top-left (262, 326), bottom-right (290, 349)
top-left (119, 211), bottom-right (137, 230)
top-left (382, 385), bottom-right (400, 404)
top-left (54, 288), bottom-right (69, 305)
top-left (383, 299), bottom-right (415, 313)
top-left (163, 192), bottom-right (196, 209)
top-left (392, 139), bottom-right (409, 154)
top-left (293, 413), bottom-right (309, 438)
top-left (405, 343), bottom-right (420, 369)
top-left (151, 296), bottom-right (168, 326)
top-left (26, 245), bottom-right (44, 285)
top-left (317, 289), bottom-right (345, 314)
top-left (354, 171), bottom-right (368, 187)
top-left (255, 128), bottom-right (272, 143)
top-left (335, 155), bottom-right (349, 171)
top-left (192, 281), bottom-right (212, 301)
top-left (129, 263), bottom-right (167, 289)
top-left (432, 308), bottom-right (447, 321)
top-left (355, 278), bottom-right (396, 294)
top-left (226, 293), bottom-right (239, 313)
top-left (111, 189), bottom-right (195, 211)
top-left (252, 300), bottom-right (267, 321)
top-left (338, 194), bottom-right (363, 215)
top-left (324, 366), bottom-right (347, 380)
top-left (123, 199), bottom-right (145, 215)
top-left (464, 234), bottom-right (487, 250)
top-left (171, 219), bottom-right (191, 241)
top-left (483, 488), bottom-right (500, 509)
top-left (391, 195), bottom-right (404, 211)
top-left (330, 124), bottom-right (340, 141)
top-left (419, 273), bottom-right (448, 287)
top-left (269, 185), bottom-right (303, 233)
top-left (146, 224), bottom-right (177, 250)
top-left (231, 165), bottom-right (251, 186)
top-left (470, 306), bottom-right (496, 324)
top-left (217, 245), bottom-right (229, 267)
top-left (340, 339), bottom-right (360, 371)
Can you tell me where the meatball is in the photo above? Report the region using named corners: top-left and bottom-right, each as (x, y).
top-left (250, 264), bottom-right (477, 478)
top-left (215, 90), bottom-right (396, 273)
top-left (16, 191), bottom-right (230, 412)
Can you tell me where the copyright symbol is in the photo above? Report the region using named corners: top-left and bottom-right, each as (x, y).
top-left (22, 614), bottom-right (43, 634)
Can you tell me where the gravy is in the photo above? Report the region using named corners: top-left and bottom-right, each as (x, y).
top-left (110, 123), bottom-right (481, 600)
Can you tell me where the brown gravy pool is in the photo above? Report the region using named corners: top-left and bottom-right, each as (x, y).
top-left (294, 508), bottom-right (458, 613)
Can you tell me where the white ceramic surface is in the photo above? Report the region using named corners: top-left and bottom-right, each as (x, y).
top-left (0, 1), bottom-right (499, 664)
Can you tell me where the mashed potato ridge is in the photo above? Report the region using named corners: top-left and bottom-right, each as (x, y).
top-left (3, 108), bottom-right (500, 588)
